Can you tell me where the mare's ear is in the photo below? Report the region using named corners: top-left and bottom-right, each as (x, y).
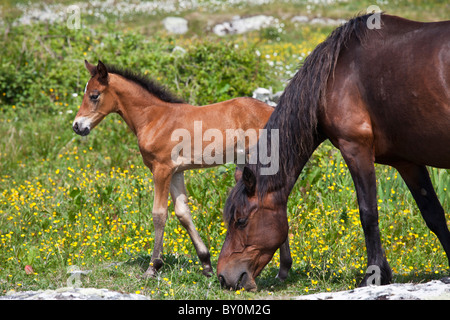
top-left (242, 166), bottom-right (256, 196)
top-left (85, 60), bottom-right (97, 77)
top-left (96, 60), bottom-right (109, 84)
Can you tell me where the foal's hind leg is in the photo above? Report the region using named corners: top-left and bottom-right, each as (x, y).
top-left (339, 141), bottom-right (392, 286)
top-left (170, 172), bottom-right (213, 276)
top-left (395, 163), bottom-right (450, 266)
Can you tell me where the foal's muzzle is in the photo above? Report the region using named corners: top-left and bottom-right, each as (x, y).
top-left (73, 122), bottom-right (90, 136)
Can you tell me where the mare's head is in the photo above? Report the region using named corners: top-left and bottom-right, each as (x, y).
top-left (217, 166), bottom-right (289, 291)
top-left (72, 60), bottom-right (116, 136)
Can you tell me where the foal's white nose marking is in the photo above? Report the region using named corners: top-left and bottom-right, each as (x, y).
top-left (73, 116), bottom-right (92, 131)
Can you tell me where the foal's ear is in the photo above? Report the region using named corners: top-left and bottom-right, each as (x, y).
top-left (96, 60), bottom-right (109, 84)
top-left (242, 166), bottom-right (256, 196)
top-left (85, 60), bottom-right (97, 77)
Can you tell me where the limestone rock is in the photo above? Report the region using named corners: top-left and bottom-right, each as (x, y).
top-left (296, 279), bottom-right (450, 300)
top-left (162, 16), bottom-right (188, 34)
top-left (1, 287), bottom-right (150, 300)
top-left (213, 15), bottom-right (275, 36)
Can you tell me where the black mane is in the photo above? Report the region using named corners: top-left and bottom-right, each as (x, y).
top-left (258, 13), bottom-right (372, 191)
top-left (99, 64), bottom-right (184, 104)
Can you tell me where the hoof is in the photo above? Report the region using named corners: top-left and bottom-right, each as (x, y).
top-left (276, 267), bottom-right (290, 282)
top-left (359, 263), bottom-right (392, 287)
top-left (142, 266), bottom-right (157, 279)
top-left (142, 259), bottom-right (163, 279)
top-left (202, 265), bottom-right (214, 277)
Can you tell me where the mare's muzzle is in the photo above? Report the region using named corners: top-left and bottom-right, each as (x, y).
top-left (218, 268), bottom-right (257, 292)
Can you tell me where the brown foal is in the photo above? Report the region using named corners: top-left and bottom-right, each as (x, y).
top-left (72, 60), bottom-right (273, 277)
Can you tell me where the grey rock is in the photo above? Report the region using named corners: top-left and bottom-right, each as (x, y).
top-left (296, 280), bottom-right (450, 300)
top-left (253, 87), bottom-right (272, 102)
top-left (290, 15), bottom-right (309, 23)
top-left (1, 287), bottom-right (150, 300)
top-left (252, 87), bottom-right (278, 106)
top-left (213, 15), bottom-right (275, 36)
top-left (162, 17), bottom-right (188, 34)
top-left (290, 15), bottom-right (346, 26)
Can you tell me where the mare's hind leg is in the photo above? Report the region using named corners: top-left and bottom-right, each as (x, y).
top-left (395, 163), bottom-right (450, 266)
top-left (170, 172), bottom-right (213, 276)
top-left (339, 141), bottom-right (392, 286)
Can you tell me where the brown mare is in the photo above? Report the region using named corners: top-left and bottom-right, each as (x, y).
top-left (217, 14), bottom-right (450, 291)
top-left (72, 60), bottom-right (274, 277)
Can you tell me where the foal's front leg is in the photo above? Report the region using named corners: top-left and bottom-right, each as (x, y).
top-left (143, 166), bottom-right (172, 278)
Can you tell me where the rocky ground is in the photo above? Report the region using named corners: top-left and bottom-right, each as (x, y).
top-left (296, 278), bottom-right (450, 300)
top-left (2, 278), bottom-right (449, 300)
top-left (6, 0), bottom-right (347, 35)
top-left (0, 286), bottom-right (149, 300)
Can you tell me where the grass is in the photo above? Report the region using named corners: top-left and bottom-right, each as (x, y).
top-left (1, 0), bottom-right (449, 299)
top-left (1, 109), bottom-right (448, 299)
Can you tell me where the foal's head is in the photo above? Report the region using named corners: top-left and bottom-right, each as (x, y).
top-left (73, 60), bottom-right (116, 136)
top-left (217, 166), bottom-right (289, 291)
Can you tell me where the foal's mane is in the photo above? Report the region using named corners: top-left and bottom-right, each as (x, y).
top-left (224, 14), bottom-right (375, 224)
top-left (96, 64), bottom-right (184, 104)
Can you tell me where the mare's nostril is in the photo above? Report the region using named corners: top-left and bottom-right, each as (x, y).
top-left (73, 122), bottom-right (79, 133)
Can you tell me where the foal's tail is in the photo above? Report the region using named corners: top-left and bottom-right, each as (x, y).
top-left (264, 14), bottom-right (372, 178)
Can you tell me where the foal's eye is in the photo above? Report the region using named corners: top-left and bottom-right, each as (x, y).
top-left (90, 94), bottom-right (99, 101)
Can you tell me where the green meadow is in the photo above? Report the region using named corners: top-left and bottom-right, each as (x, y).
top-left (0, 0), bottom-right (449, 299)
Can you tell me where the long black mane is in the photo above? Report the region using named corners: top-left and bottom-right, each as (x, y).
top-left (97, 64), bottom-right (184, 104)
top-left (224, 14), bottom-right (373, 223)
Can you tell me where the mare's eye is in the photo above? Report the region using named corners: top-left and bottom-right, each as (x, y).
top-left (90, 94), bottom-right (99, 101)
top-left (235, 217), bottom-right (247, 228)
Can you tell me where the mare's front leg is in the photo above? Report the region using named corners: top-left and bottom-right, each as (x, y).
top-left (170, 172), bottom-right (213, 276)
top-left (276, 238), bottom-right (292, 281)
top-left (340, 141), bottom-right (392, 286)
top-left (143, 166), bottom-right (172, 278)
